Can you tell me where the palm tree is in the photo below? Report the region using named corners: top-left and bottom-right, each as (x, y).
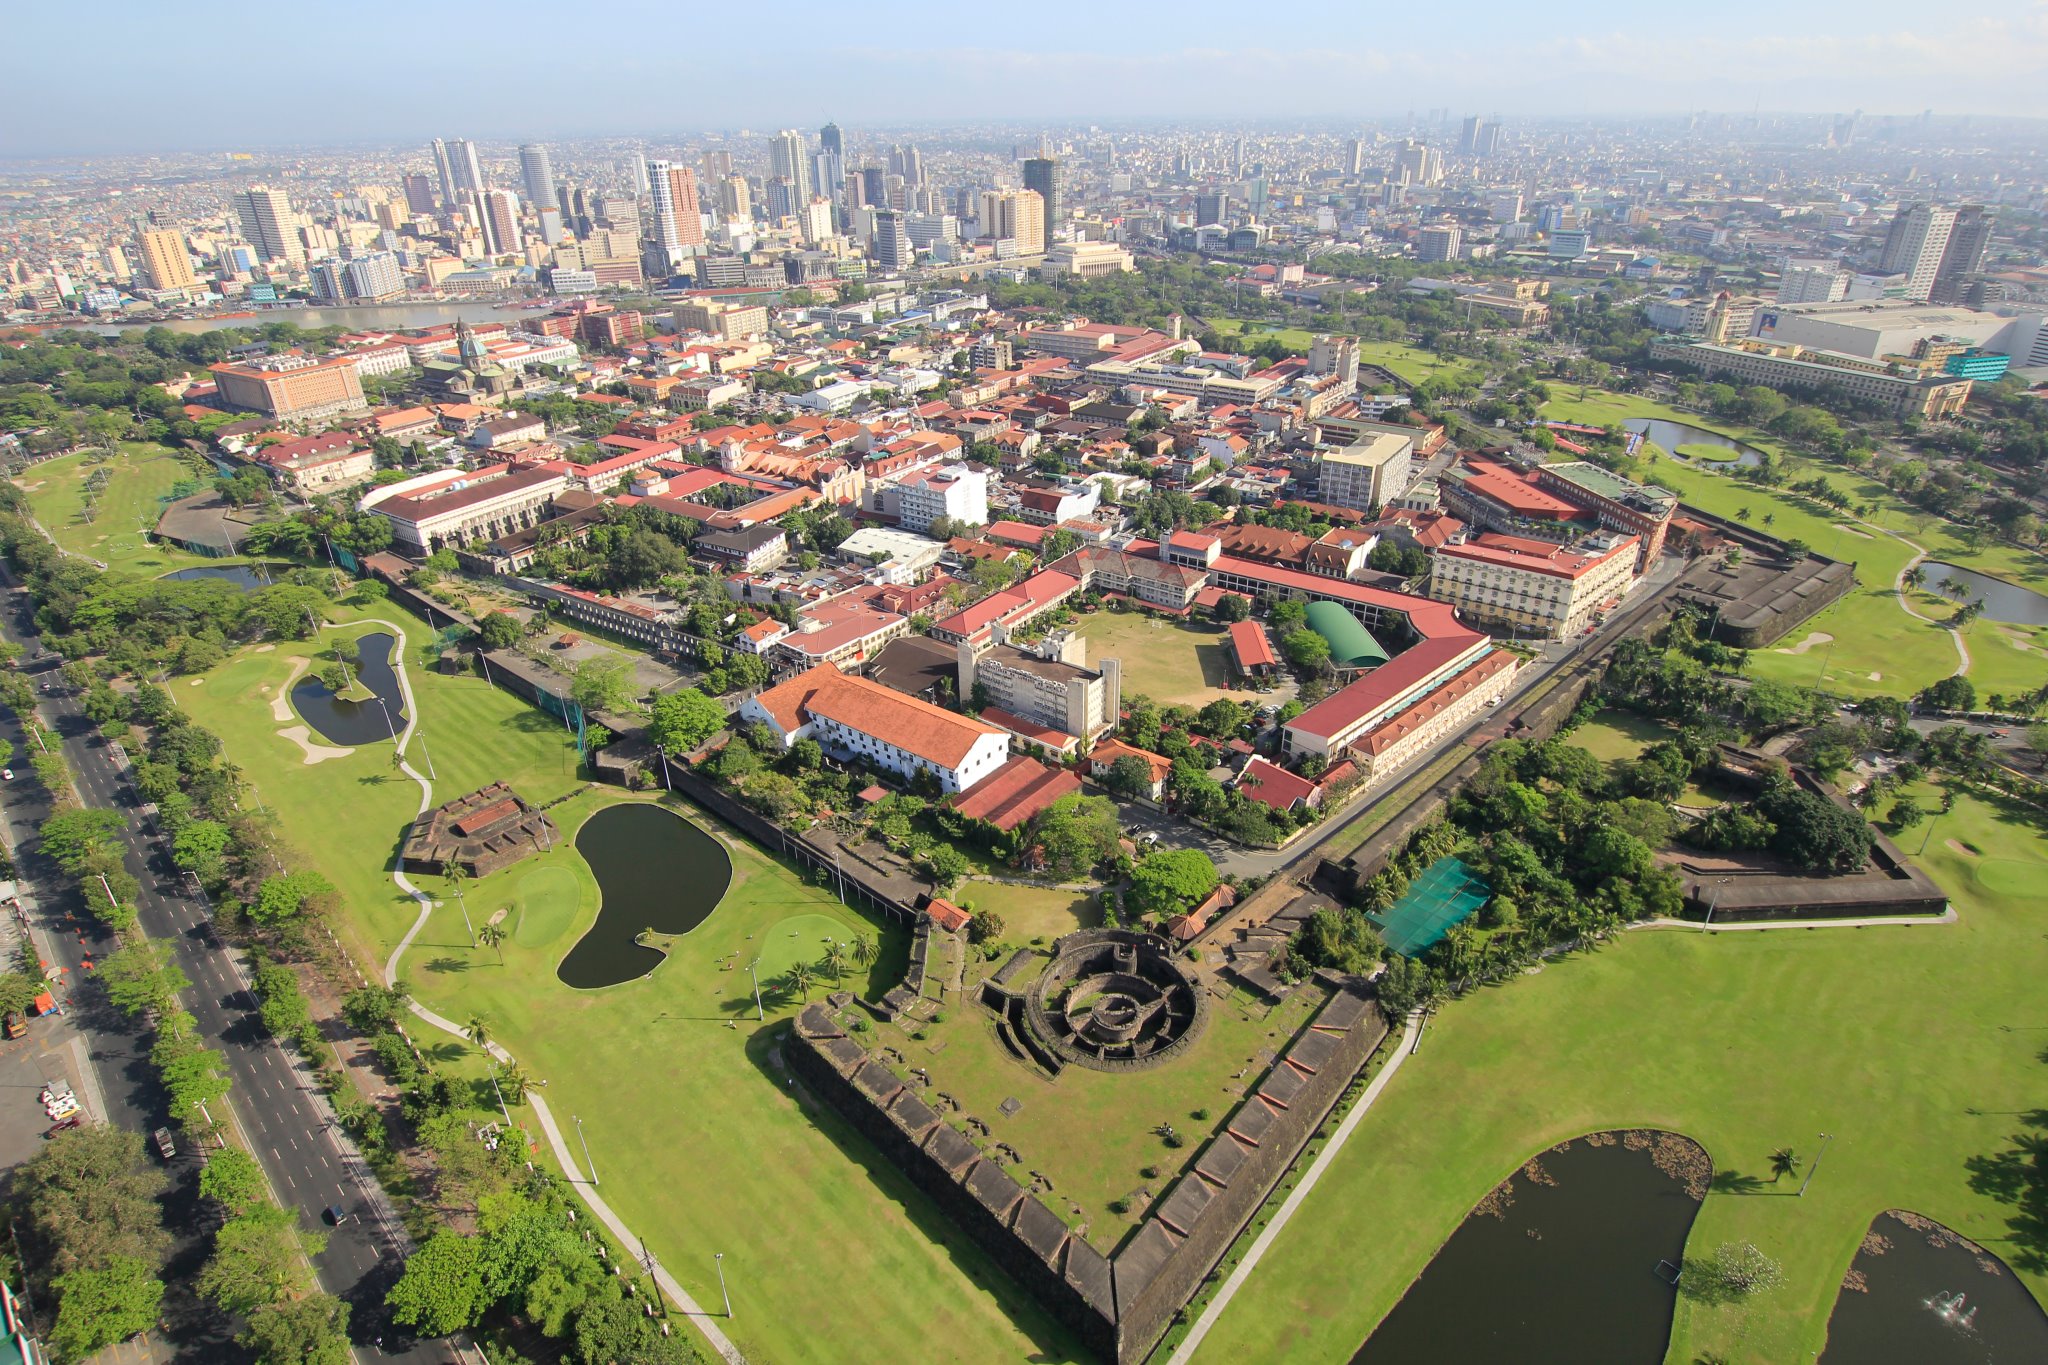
top-left (823, 940), bottom-right (847, 982)
top-left (444, 864), bottom-right (476, 946)
top-left (1761, 512), bottom-right (1775, 528)
top-left (1736, 506), bottom-right (1752, 523)
top-left (478, 922), bottom-right (507, 964)
top-left (1903, 566), bottom-right (1926, 593)
top-left (497, 1065), bottom-right (532, 1106)
top-left (1943, 579), bottom-right (1971, 602)
top-left (465, 1014), bottom-right (492, 1054)
top-left (784, 961), bottom-right (818, 1004)
top-left (1770, 1146), bottom-right (1801, 1183)
top-left (851, 932), bottom-right (878, 970)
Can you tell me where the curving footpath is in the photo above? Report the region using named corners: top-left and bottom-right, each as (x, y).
top-left (367, 621), bottom-right (747, 1365)
top-left (1167, 1014), bottom-right (1422, 1365)
top-left (1884, 536), bottom-right (1971, 676)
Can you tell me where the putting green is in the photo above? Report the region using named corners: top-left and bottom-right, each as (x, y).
top-left (1972, 858), bottom-right (2045, 897)
top-left (1675, 442), bottom-right (1740, 462)
top-left (751, 913), bottom-right (864, 990)
top-left (512, 864), bottom-right (583, 948)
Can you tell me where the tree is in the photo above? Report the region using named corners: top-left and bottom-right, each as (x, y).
top-left (99, 940), bottom-right (189, 1018)
top-left (646, 687), bottom-right (725, 756)
top-left (1197, 698), bottom-right (1247, 738)
top-left (1757, 777), bottom-right (1873, 873)
top-left (1769, 1146), bottom-right (1801, 1183)
top-left (851, 931), bottom-right (878, 969)
top-left (464, 1014), bottom-right (491, 1054)
top-left (966, 911), bottom-right (1006, 945)
top-left (49, 1256), bottom-right (165, 1362)
top-left (1282, 628), bottom-right (1331, 672)
top-left (15, 1126), bottom-right (169, 1279)
top-left (1025, 793), bottom-right (1122, 877)
top-left (497, 1066), bottom-right (532, 1106)
top-left (1104, 754), bottom-right (1159, 800)
top-left (478, 922), bottom-right (507, 964)
top-left (170, 818), bottom-right (231, 886)
top-left (39, 807), bottom-right (125, 873)
top-left (783, 960), bottom-right (818, 1003)
top-left (476, 611), bottom-right (522, 650)
top-left (1916, 675), bottom-right (1976, 712)
top-left (388, 1230), bottom-right (487, 1337)
top-left (1129, 849), bottom-right (1220, 920)
top-left (569, 656), bottom-right (636, 716)
top-left (250, 869), bottom-right (337, 927)
top-left (197, 1146), bottom-right (267, 1215)
top-left (240, 1293), bottom-right (353, 1365)
top-left (199, 1202), bottom-right (325, 1316)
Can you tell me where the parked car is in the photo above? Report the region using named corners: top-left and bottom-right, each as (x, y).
top-left (44, 1116), bottom-right (81, 1137)
top-left (153, 1126), bottom-right (176, 1160)
top-left (1, 769), bottom-right (11, 781)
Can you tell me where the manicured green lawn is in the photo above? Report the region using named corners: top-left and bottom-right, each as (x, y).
top-left (1073, 610), bottom-right (1243, 707)
top-left (186, 605), bottom-right (1091, 1365)
top-left (16, 442), bottom-right (229, 575)
top-left (957, 880), bottom-right (1102, 943)
top-left (1567, 708), bottom-right (1665, 773)
top-left (1204, 322), bottom-right (1480, 388)
top-left (1188, 786), bottom-right (2048, 1365)
top-left (1675, 442), bottom-right (1741, 462)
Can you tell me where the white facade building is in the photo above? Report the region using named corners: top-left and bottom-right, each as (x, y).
top-left (895, 464), bottom-right (989, 532)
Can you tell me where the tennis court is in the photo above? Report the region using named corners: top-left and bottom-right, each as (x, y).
top-left (1372, 856), bottom-right (1491, 957)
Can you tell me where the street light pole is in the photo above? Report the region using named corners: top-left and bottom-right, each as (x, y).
top-left (1798, 1132), bottom-right (1834, 1197)
top-left (375, 696), bottom-right (398, 745)
top-left (746, 960), bottom-right (764, 1021)
top-left (415, 729), bottom-right (437, 781)
top-left (715, 1253), bottom-right (731, 1319)
top-left (575, 1114), bottom-right (597, 1186)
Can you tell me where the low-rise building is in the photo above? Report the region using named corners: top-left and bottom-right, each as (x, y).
top-left (250, 432), bottom-right (377, 494)
top-left (360, 464), bottom-right (570, 554)
top-left (209, 353), bottom-right (369, 425)
top-left (740, 664), bottom-right (1011, 794)
top-left (959, 629), bottom-right (1120, 745)
top-left (697, 524), bottom-right (791, 573)
top-left (1427, 531), bottom-right (1639, 639)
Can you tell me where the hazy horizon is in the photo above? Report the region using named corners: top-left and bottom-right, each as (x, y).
top-left (8, 0), bottom-right (2047, 157)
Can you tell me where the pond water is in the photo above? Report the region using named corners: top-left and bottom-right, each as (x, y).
top-left (161, 563), bottom-right (290, 591)
top-left (1624, 417), bottom-right (1765, 467)
top-left (290, 632), bottom-right (407, 746)
top-left (1918, 562), bottom-right (2048, 627)
top-left (1819, 1210), bottom-right (2048, 1364)
top-left (556, 803), bottom-right (733, 990)
top-left (1352, 1132), bottom-right (1707, 1365)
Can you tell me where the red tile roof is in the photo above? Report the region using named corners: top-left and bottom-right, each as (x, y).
top-left (1285, 635), bottom-right (1492, 743)
top-left (749, 664), bottom-right (1002, 768)
top-left (947, 756), bottom-right (1082, 831)
top-left (1227, 620), bottom-right (1279, 670)
top-left (1236, 756), bottom-right (1317, 812)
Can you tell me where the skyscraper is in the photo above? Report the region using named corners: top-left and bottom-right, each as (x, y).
top-left (1417, 224), bottom-right (1462, 263)
top-left (232, 187), bottom-right (299, 263)
top-left (1458, 116), bottom-right (1500, 156)
top-left (872, 210), bottom-right (912, 272)
top-left (1933, 205), bottom-right (1993, 294)
top-left (716, 175), bottom-right (752, 222)
top-left (1878, 203), bottom-right (1957, 300)
top-left (136, 229), bottom-right (197, 291)
top-left (402, 174), bottom-right (437, 216)
top-left (858, 167), bottom-right (886, 209)
top-left (1393, 141), bottom-right (1442, 186)
top-left (889, 144), bottom-right (924, 188)
top-left (647, 161), bottom-right (705, 267)
top-left (1347, 139), bottom-right (1368, 176)
top-left (1194, 193), bottom-right (1229, 227)
top-left (476, 190), bottom-right (520, 256)
top-left (449, 139), bottom-right (486, 195)
top-left (1021, 157), bottom-right (1064, 248)
top-left (431, 138), bottom-right (457, 207)
top-left (770, 130), bottom-right (812, 204)
top-left (979, 190), bottom-right (1044, 254)
top-left (820, 122), bottom-right (843, 159)
top-left (519, 144), bottom-right (555, 215)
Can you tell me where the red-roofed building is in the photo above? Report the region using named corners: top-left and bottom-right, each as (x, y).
top-left (1235, 756), bottom-right (1320, 813)
top-left (1228, 620), bottom-right (1279, 677)
top-left (979, 706), bottom-right (1081, 757)
top-left (929, 569), bottom-right (1080, 647)
top-left (739, 664), bottom-right (1010, 793)
top-left (1086, 738), bottom-right (1170, 801)
top-left (1428, 531), bottom-right (1639, 640)
top-left (924, 897), bottom-right (972, 933)
top-left (947, 755), bottom-right (1083, 832)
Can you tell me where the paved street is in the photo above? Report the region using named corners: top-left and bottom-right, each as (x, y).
top-left (0, 572), bottom-right (449, 1363)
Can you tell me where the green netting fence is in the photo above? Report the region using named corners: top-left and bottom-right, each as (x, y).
top-left (1370, 855), bottom-right (1491, 957)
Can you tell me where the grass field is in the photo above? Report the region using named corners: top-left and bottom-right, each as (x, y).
top-left (183, 602), bottom-right (1092, 1365)
top-left (1567, 708), bottom-right (1663, 772)
top-left (1540, 390), bottom-right (2048, 701)
top-left (15, 442), bottom-right (230, 575)
top-left (1203, 322), bottom-right (1485, 389)
top-left (956, 879), bottom-right (1102, 943)
top-left (1188, 784), bottom-right (2048, 1364)
top-left (1073, 610), bottom-right (1246, 707)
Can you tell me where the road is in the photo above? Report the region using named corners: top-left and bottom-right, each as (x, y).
top-left (0, 574), bottom-right (447, 1363)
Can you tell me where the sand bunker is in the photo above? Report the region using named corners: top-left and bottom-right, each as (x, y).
top-left (1835, 524), bottom-right (1873, 538)
top-left (1774, 631), bottom-right (1835, 655)
top-left (277, 725), bottom-right (351, 765)
top-left (272, 657), bottom-right (309, 721)
top-left (1946, 839), bottom-right (1977, 858)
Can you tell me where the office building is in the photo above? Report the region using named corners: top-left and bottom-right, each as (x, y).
top-left (1307, 334), bottom-right (1359, 386)
top-left (1394, 140), bottom-right (1442, 186)
top-left (210, 354), bottom-right (368, 424)
top-left (889, 143), bottom-right (925, 187)
top-left (716, 174), bottom-right (752, 222)
top-left (1038, 241), bottom-right (1133, 278)
top-left (1459, 115), bottom-right (1501, 157)
top-left (1417, 224), bottom-right (1462, 263)
top-left (1751, 298), bottom-right (2019, 359)
top-left (980, 189), bottom-right (1044, 254)
top-left (1548, 228), bottom-right (1590, 258)
top-left (1931, 205), bottom-right (1994, 303)
top-left (1022, 156), bottom-right (1065, 245)
top-left (1777, 261), bottom-right (1848, 304)
top-left (343, 252), bottom-right (405, 302)
top-left (1318, 434), bottom-right (1415, 513)
top-left (820, 121), bottom-right (843, 159)
top-left (959, 631), bottom-right (1120, 746)
top-left (770, 129), bottom-right (812, 203)
top-left (897, 463), bottom-right (989, 532)
top-left (518, 144), bottom-right (554, 213)
top-left (647, 161), bottom-right (705, 270)
top-left (1649, 338), bottom-right (1974, 420)
top-left (1194, 192), bottom-right (1229, 227)
top-left (476, 189), bottom-right (520, 256)
top-left (799, 197), bottom-right (835, 245)
top-left (431, 138), bottom-right (457, 207)
top-left (1878, 203), bottom-right (1956, 300)
top-left (1346, 139), bottom-right (1368, 175)
top-left (232, 187), bottom-right (300, 263)
top-left (448, 138), bottom-right (485, 195)
top-left (137, 228), bottom-right (197, 291)
top-left (1489, 191), bottom-right (1523, 223)
top-left (872, 209), bottom-right (913, 271)
top-left (402, 173), bottom-right (437, 216)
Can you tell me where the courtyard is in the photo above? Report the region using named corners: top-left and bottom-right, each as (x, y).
top-left (1074, 609), bottom-right (1289, 709)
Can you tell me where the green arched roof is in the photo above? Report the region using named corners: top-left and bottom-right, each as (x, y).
top-left (1306, 600), bottom-right (1389, 670)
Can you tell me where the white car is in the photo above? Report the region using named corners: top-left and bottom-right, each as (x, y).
top-left (44, 1098), bottom-right (80, 1121)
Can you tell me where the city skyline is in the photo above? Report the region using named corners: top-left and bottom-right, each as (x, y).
top-left (7, 1), bottom-right (2048, 156)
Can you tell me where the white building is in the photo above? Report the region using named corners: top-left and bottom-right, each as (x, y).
top-left (1428, 531), bottom-right (1639, 640)
top-left (1877, 203), bottom-right (1955, 301)
top-left (1317, 433), bottom-right (1414, 513)
top-left (359, 464), bottom-right (569, 554)
top-left (1777, 261), bottom-right (1848, 305)
top-left (740, 664), bottom-right (1010, 794)
top-left (895, 464), bottom-right (989, 532)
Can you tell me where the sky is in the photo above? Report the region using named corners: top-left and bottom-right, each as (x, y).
top-left (6, 0), bottom-right (2048, 156)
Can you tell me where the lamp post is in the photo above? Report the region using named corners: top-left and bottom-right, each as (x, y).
top-left (1701, 876), bottom-right (1731, 932)
top-left (1798, 1132), bottom-right (1834, 1197)
top-left (374, 695), bottom-right (398, 745)
top-left (575, 1114), bottom-right (597, 1186)
top-left (746, 960), bottom-right (764, 1021)
top-left (414, 729), bottom-right (437, 781)
top-left (715, 1253), bottom-right (731, 1319)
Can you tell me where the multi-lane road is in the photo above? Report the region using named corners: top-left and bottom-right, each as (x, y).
top-left (0, 570), bottom-right (448, 1363)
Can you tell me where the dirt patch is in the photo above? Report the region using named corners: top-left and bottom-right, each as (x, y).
top-left (1774, 631), bottom-right (1835, 656)
top-left (278, 725), bottom-right (352, 765)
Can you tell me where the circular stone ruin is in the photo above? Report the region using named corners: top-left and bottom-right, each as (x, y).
top-left (1023, 929), bottom-right (1209, 1071)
